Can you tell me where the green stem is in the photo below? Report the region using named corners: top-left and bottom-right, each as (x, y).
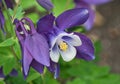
top-left (41, 74), bottom-right (45, 84)
top-left (41, 68), bottom-right (47, 84)
top-left (2, 0), bottom-right (15, 36)
top-left (12, 0), bottom-right (21, 22)
top-left (11, 46), bottom-right (19, 61)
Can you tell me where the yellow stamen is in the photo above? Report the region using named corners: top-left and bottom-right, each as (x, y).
top-left (59, 41), bottom-right (68, 51)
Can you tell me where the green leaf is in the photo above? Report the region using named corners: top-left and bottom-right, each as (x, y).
top-left (8, 6), bottom-right (24, 19)
top-left (27, 69), bottom-right (41, 82)
top-left (13, 39), bottom-right (21, 60)
top-left (91, 66), bottom-right (110, 78)
top-left (68, 26), bottom-right (85, 33)
top-left (67, 78), bottom-right (86, 84)
top-left (3, 56), bottom-right (16, 75)
top-left (21, 0), bottom-right (36, 9)
top-left (8, 8), bottom-right (14, 17)
top-left (27, 13), bottom-right (39, 23)
top-left (0, 47), bottom-right (16, 75)
top-left (90, 74), bottom-right (120, 84)
top-left (45, 76), bottom-right (60, 84)
top-left (65, 60), bottom-right (110, 80)
top-left (94, 40), bottom-right (102, 62)
top-left (15, 6), bottom-right (25, 19)
top-left (0, 48), bottom-right (13, 66)
top-left (21, 0), bottom-right (45, 11)
top-left (0, 37), bottom-right (15, 47)
top-left (27, 73), bottom-right (40, 82)
top-left (6, 71), bottom-right (27, 84)
top-left (0, 80), bottom-right (5, 84)
top-left (53, 0), bottom-right (74, 16)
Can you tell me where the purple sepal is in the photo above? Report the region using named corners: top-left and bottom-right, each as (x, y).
top-left (83, 0), bottom-right (111, 5)
top-left (0, 9), bottom-right (5, 32)
top-left (31, 60), bottom-right (44, 74)
top-left (47, 61), bottom-right (60, 79)
top-left (56, 8), bottom-right (89, 30)
top-left (37, 13), bottom-right (55, 33)
top-left (74, 32), bottom-right (95, 61)
top-left (36, 0), bottom-right (53, 11)
top-left (0, 67), bottom-right (18, 78)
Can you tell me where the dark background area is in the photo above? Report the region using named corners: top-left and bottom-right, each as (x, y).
top-left (89, 0), bottom-right (120, 73)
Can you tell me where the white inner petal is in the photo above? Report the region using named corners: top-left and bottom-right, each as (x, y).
top-left (62, 34), bottom-right (82, 46)
top-left (59, 44), bottom-right (77, 62)
top-left (50, 32), bottom-right (81, 62)
top-left (50, 44), bottom-right (60, 63)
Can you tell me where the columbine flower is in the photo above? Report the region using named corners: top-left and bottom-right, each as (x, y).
top-left (37, 8), bottom-right (95, 78)
top-left (0, 67), bottom-right (18, 78)
top-left (74, 0), bottom-right (111, 30)
top-left (49, 32), bottom-right (82, 62)
top-left (14, 18), bottom-right (50, 78)
top-left (36, 0), bottom-right (53, 11)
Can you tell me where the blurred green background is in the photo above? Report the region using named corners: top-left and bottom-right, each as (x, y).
top-left (0, 0), bottom-right (120, 84)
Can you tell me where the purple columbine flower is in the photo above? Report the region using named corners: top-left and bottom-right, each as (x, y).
top-left (36, 0), bottom-right (53, 11)
top-left (37, 8), bottom-right (95, 78)
top-left (74, 0), bottom-right (111, 30)
top-left (14, 18), bottom-right (50, 78)
top-left (0, 67), bottom-right (18, 78)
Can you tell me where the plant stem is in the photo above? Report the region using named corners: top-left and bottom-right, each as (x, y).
top-left (11, 46), bottom-right (19, 61)
top-left (12, 0), bottom-right (21, 22)
top-left (41, 68), bottom-right (47, 84)
top-left (41, 74), bottom-right (45, 84)
top-left (2, 0), bottom-right (15, 36)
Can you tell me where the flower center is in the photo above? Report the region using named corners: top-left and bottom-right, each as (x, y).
top-left (59, 41), bottom-right (68, 51)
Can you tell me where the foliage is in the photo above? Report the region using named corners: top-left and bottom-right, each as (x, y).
top-left (0, 0), bottom-right (119, 84)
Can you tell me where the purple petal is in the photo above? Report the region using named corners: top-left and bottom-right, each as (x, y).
top-left (0, 67), bottom-right (18, 78)
top-left (74, 33), bottom-right (95, 61)
top-left (15, 22), bottom-right (25, 42)
top-left (14, 19), bottom-right (32, 78)
top-left (37, 13), bottom-right (55, 33)
top-left (74, 1), bottom-right (95, 30)
top-left (84, 9), bottom-right (95, 30)
top-left (47, 61), bottom-right (55, 72)
top-left (54, 64), bottom-right (60, 79)
top-left (83, 0), bottom-right (111, 5)
top-left (74, 0), bottom-right (90, 9)
top-left (36, 0), bottom-right (53, 11)
top-left (0, 67), bottom-right (5, 78)
top-left (56, 8), bottom-right (89, 30)
top-left (31, 60), bottom-right (44, 74)
top-left (5, 0), bottom-right (14, 8)
top-left (47, 61), bottom-right (60, 79)
top-left (25, 33), bottom-right (50, 66)
top-left (22, 46), bottom-right (33, 77)
top-left (9, 69), bottom-right (18, 77)
top-left (0, 9), bottom-right (5, 32)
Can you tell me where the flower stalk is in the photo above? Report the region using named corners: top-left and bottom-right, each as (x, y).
top-left (12, 0), bottom-right (21, 22)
